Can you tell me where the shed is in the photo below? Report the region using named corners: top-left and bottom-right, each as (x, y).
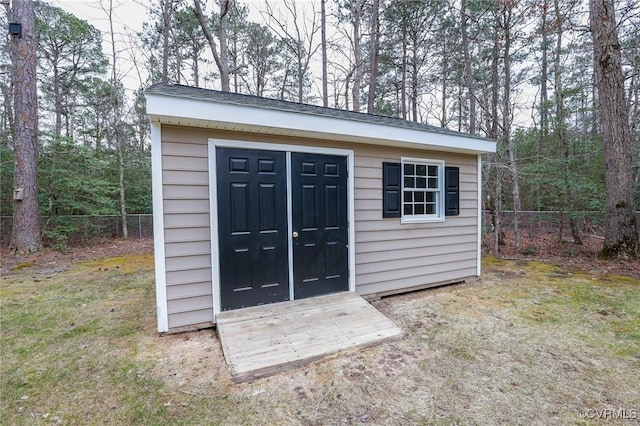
top-left (145, 83), bottom-right (497, 333)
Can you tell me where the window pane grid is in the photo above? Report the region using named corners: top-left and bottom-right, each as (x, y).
top-left (402, 160), bottom-right (441, 219)
top-left (403, 190), bottom-right (437, 215)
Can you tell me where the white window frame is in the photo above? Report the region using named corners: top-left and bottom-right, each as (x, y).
top-left (401, 157), bottom-right (445, 223)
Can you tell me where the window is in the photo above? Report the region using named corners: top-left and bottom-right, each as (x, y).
top-left (382, 160), bottom-right (459, 221)
top-left (401, 158), bottom-right (444, 222)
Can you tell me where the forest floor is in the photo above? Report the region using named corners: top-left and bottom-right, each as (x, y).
top-left (1, 238), bottom-right (639, 424)
top-left (483, 229), bottom-right (640, 279)
top-left (2, 228), bottom-right (638, 278)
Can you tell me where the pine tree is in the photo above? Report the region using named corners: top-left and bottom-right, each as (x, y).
top-left (10, 0), bottom-right (42, 253)
top-left (590, 0), bottom-right (639, 258)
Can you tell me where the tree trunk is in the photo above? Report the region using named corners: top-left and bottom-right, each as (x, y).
top-left (554, 0), bottom-right (581, 245)
top-left (457, 84), bottom-right (462, 132)
top-left (53, 63), bottom-right (62, 137)
top-left (193, 0), bottom-right (230, 92)
top-left (321, 0), bottom-right (328, 107)
top-left (297, 42), bottom-right (304, 103)
top-left (461, 0), bottom-right (475, 135)
top-left (489, 30), bottom-right (503, 253)
top-left (351, 0), bottom-right (362, 112)
top-left (440, 35), bottom-right (447, 127)
top-left (411, 52), bottom-right (418, 122)
top-left (367, 0), bottom-right (380, 114)
top-left (494, 173), bottom-right (503, 253)
top-left (117, 138), bottom-right (128, 239)
top-left (344, 72), bottom-right (350, 110)
top-left (590, 0), bottom-right (639, 258)
top-left (232, 36), bottom-right (238, 92)
top-left (490, 35), bottom-right (499, 139)
top-left (107, 0), bottom-right (127, 239)
top-left (401, 24), bottom-right (407, 120)
top-left (193, 46), bottom-right (200, 87)
top-left (540, 0), bottom-right (549, 140)
top-left (218, 0), bottom-right (231, 92)
top-left (10, 0), bottom-right (42, 254)
top-left (501, 7), bottom-right (521, 250)
top-left (537, 0), bottom-right (549, 213)
top-left (161, 0), bottom-right (172, 83)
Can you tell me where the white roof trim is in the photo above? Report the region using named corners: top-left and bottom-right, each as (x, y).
top-left (146, 93), bottom-right (496, 155)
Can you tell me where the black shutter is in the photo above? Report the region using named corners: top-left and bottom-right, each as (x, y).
top-left (383, 162), bottom-right (401, 218)
top-left (445, 166), bottom-right (460, 216)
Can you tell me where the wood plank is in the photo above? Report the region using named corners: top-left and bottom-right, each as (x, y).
top-left (221, 305), bottom-right (380, 355)
top-left (216, 292), bottom-right (356, 324)
top-left (216, 293), bottom-right (404, 382)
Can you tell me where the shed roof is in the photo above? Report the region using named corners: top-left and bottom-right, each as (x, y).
top-left (145, 83), bottom-right (496, 155)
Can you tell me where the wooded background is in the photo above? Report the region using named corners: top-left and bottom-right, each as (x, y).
top-left (1, 0), bottom-right (638, 254)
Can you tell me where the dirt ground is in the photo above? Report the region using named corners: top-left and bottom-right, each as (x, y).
top-left (142, 259), bottom-right (640, 425)
top-left (484, 229), bottom-right (640, 278)
top-left (3, 230), bottom-right (638, 278)
top-left (0, 238), bottom-right (153, 276)
top-left (2, 237), bottom-right (639, 424)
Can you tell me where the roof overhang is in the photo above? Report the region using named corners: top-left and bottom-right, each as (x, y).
top-left (146, 92), bottom-right (497, 155)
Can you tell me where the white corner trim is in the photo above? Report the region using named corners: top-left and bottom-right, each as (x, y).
top-left (347, 154), bottom-right (356, 293)
top-left (477, 154), bottom-right (482, 277)
top-left (146, 93), bottom-right (497, 155)
top-left (208, 143), bottom-right (222, 321)
top-left (151, 122), bottom-right (169, 333)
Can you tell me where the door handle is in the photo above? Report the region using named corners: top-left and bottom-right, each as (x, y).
top-left (292, 231), bottom-right (299, 238)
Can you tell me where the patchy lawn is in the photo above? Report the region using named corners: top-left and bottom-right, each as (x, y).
top-left (1, 245), bottom-right (639, 425)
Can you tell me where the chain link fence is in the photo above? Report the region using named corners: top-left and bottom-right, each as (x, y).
top-left (0, 214), bottom-right (153, 247)
top-left (3, 211), bottom-right (639, 247)
top-left (481, 211), bottom-right (640, 238)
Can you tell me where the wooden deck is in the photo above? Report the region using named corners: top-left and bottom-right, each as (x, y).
top-left (216, 292), bottom-right (404, 382)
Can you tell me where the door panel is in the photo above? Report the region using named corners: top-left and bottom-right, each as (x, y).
top-left (216, 148), bottom-right (289, 311)
top-left (291, 153), bottom-right (349, 299)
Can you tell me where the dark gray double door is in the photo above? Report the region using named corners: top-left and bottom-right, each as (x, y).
top-left (216, 147), bottom-right (349, 311)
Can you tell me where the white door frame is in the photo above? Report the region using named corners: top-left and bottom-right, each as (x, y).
top-left (208, 138), bottom-right (356, 321)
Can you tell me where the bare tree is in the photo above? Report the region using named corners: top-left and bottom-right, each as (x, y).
top-left (101, 0), bottom-right (128, 239)
top-left (320, 0), bottom-right (328, 107)
top-left (263, 0), bottom-right (319, 103)
top-left (328, 21), bottom-right (355, 109)
top-left (161, 0), bottom-right (173, 83)
top-left (539, 0), bottom-right (550, 141)
top-left (500, 4), bottom-right (522, 249)
top-left (590, 0), bottom-right (639, 258)
top-left (460, 0), bottom-right (476, 135)
top-left (351, 0), bottom-right (364, 112)
top-left (366, 0), bottom-right (379, 114)
top-left (193, 0), bottom-right (231, 91)
top-left (10, 0), bottom-right (42, 253)
top-left (553, 0), bottom-right (581, 244)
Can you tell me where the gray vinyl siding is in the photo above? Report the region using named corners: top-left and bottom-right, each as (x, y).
top-left (161, 127), bottom-right (213, 329)
top-left (352, 146), bottom-right (478, 296)
top-left (159, 125), bottom-right (479, 330)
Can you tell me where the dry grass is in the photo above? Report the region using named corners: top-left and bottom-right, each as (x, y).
top-left (1, 250), bottom-right (639, 425)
